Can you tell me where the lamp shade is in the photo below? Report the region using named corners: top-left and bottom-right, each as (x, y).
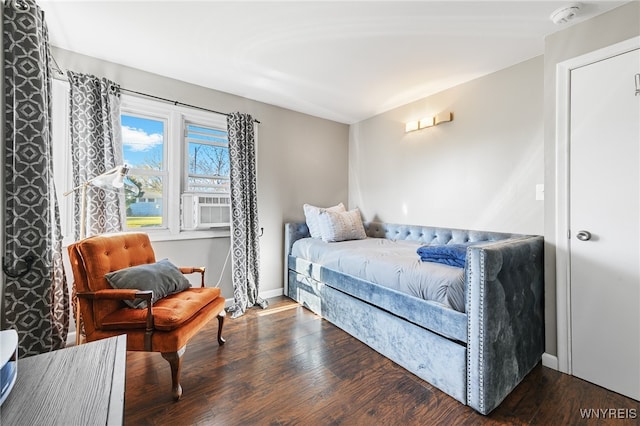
top-left (111, 172), bottom-right (125, 188)
top-left (91, 166), bottom-right (128, 189)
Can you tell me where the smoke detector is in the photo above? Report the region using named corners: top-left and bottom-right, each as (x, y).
top-left (550, 2), bottom-right (582, 24)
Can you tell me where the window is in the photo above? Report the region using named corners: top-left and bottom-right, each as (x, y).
top-left (182, 122), bottom-right (231, 229)
top-left (119, 95), bottom-right (230, 237)
top-left (52, 82), bottom-right (232, 243)
top-left (185, 123), bottom-right (230, 194)
top-left (121, 114), bottom-right (167, 229)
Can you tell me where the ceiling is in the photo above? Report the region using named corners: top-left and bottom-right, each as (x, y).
top-left (39, 1), bottom-right (627, 124)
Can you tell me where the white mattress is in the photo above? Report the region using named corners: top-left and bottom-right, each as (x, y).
top-left (291, 237), bottom-right (466, 312)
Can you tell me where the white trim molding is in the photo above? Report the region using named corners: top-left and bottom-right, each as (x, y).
top-left (554, 35), bottom-right (640, 376)
top-left (260, 288), bottom-right (284, 300)
top-left (223, 287), bottom-right (284, 309)
top-left (542, 353), bottom-right (559, 371)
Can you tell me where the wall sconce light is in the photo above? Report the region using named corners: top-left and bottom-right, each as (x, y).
top-left (405, 112), bottom-right (453, 133)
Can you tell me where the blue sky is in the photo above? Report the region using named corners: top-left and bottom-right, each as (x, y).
top-left (121, 114), bottom-right (163, 169)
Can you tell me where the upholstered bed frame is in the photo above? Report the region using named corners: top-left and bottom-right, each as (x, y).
top-left (284, 221), bottom-right (544, 415)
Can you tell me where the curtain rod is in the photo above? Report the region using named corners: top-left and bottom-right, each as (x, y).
top-left (51, 57), bottom-right (260, 124)
top-left (118, 88), bottom-right (260, 124)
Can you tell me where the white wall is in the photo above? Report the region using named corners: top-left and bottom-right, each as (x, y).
top-left (51, 47), bottom-right (349, 329)
top-left (349, 56), bottom-right (544, 235)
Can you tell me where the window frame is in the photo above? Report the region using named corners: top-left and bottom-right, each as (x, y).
top-left (52, 83), bottom-right (232, 244)
top-left (183, 122), bottom-right (231, 195)
top-left (120, 95), bottom-right (230, 240)
top-left (120, 110), bottom-right (169, 231)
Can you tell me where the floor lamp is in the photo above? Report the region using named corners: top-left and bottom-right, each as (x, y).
top-left (64, 165), bottom-right (132, 345)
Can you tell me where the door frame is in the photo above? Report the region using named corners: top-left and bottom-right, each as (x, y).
top-left (555, 36), bottom-right (640, 375)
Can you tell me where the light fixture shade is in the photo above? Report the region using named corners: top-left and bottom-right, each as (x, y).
top-left (405, 121), bottom-right (419, 132)
top-left (419, 117), bottom-right (434, 129)
top-left (91, 165), bottom-right (128, 189)
top-left (111, 167), bottom-right (126, 188)
top-left (435, 112), bottom-right (453, 125)
top-left (111, 175), bottom-right (124, 188)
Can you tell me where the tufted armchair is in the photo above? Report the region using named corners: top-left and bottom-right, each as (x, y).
top-left (68, 232), bottom-right (226, 400)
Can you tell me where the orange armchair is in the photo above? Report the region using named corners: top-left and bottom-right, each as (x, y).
top-left (68, 232), bottom-right (226, 400)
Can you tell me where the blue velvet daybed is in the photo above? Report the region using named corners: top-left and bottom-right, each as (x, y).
top-left (284, 221), bottom-right (544, 415)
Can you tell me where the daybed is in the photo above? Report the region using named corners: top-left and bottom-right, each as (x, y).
top-left (285, 221), bottom-right (544, 415)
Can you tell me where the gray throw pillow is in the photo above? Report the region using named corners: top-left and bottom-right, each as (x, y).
top-left (105, 258), bottom-right (191, 309)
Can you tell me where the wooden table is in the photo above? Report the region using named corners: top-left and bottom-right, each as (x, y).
top-left (1, 334), bottom-right (126, 426)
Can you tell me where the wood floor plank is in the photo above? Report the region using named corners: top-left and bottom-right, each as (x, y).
top-left (124, 296), bottom-right (640, 425)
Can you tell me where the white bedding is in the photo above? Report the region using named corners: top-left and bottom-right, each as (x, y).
top-left (291, 237), bottom-right (466, 312)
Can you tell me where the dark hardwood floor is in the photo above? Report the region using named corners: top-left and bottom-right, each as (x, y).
top-left (124, 296), bottom-right (639, 425)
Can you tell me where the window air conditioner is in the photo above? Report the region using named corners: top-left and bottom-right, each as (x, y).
top-left (181, 193), bottom-right (231, 229)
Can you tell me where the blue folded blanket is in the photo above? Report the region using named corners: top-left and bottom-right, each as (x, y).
top-left (416, 244), bottom-right (471, 268)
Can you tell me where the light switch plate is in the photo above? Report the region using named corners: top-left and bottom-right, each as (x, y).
top-left (536, 184), bottom-right (544, 201)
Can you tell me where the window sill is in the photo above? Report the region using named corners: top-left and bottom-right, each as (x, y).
top-left (149, 228), bottom-right (231, 242)
top-left (62, 228), bottom-right (230, 248)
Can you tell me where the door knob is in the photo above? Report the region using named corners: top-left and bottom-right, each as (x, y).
top-left (576, 230), bottom-right (592, 241)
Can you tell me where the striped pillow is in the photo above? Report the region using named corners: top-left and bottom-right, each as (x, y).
top-left (303, 202), bottom-right (345, 238)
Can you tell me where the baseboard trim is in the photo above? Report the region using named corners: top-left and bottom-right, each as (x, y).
top-left (223, 287), bottom-right (284, 309)
top-left (261, 288), bottom-right (284, 299)
top-left (542, 352), bottom-right (559, 370)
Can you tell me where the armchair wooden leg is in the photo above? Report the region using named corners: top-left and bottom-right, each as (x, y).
top-left (161, 346), bottom-right (186, 401)
top-left (217, 311), bottom-right (226, 346)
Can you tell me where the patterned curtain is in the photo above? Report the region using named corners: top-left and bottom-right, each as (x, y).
top-left (227, 113), bottom-right (267, 318)
top-left (3, 0), bottom-right (69, 356)
top-left (67, 71), bottom-right (123, 240)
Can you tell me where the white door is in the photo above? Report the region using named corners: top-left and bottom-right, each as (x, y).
top-left (569, 48), bottom-right (640, 400)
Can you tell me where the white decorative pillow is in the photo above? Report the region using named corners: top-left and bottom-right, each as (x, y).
top-left (303, 202), bottom-right (345, 238)
top-left (317, 208), bottom-right (367, 242)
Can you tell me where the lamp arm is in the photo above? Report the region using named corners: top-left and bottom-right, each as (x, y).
top-left (63, 166), bottom-right (124, 197)
top-left (63, 182), bottom-right (88, 197)
top-left (63, 165), bottom-right (129, 241)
